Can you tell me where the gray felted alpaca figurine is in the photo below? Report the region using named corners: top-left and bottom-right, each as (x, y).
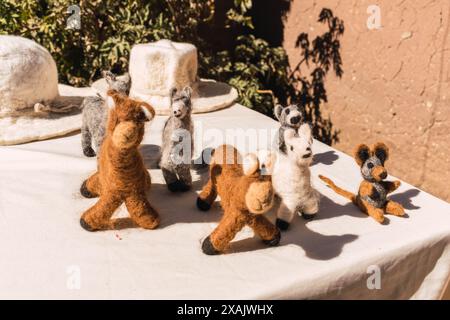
top-left (274, 104), bottom-right (306, 153)
top-left (160, 86), bottom-right (194, 192)
top-left (81, 71), bottom-right (131, 157)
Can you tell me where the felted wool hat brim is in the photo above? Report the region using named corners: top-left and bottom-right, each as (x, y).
top-left (91, 77), bottom-right (238, 115)
top-left (0, 84), bottom-right (95, 146)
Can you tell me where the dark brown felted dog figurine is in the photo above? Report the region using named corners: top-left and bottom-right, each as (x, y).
top-left (319, 142), bottom-right (405, 223)
top-left (197, 145), bottom-right (281, 255)
top-left (79, 89), bottom-right (160, 231)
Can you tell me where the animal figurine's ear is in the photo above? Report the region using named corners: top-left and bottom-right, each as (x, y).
top-left (182, 86), bottom-right (193, 99)
top-left (170, 87), bottom-right (177, 99)
top-left (103, 71), bottom-right (116, 85)
top-left (243, 153), bottom-right (259, 176)
top-left (274, 104), bottom-right (284, 120)
top-left (354, 144), bottom-right (371, 166)
top-left (372, 142), bottom-right (389, 164)
top-left (139, 103), bottom-right (155, 122)
top-left (257, 150), bottom-right (276, 175)
top-left (300, 105), bottom-right (307, 120)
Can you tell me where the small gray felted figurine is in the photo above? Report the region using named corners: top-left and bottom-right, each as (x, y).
top-left (81, 71), bottom-right (131, 157)
top-left (274, 104), bottom-right (306, 153)
top-left (160, 86), bottom-right (194, 192)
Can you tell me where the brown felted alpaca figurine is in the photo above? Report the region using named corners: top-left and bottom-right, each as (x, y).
top-left (319, 142), bottom-right (405, 223)
top-left (79, 89), bottom-right (160, 231)
top-left (197, 145), bottom-right (281, 255)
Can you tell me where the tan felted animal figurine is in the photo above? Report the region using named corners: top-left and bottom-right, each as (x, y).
top-left (197, 145), bottom-right (281, 255)
top-left (319, 142), bottom-right (405, 223)
top-left (79, 89), bottom-right (159, 231)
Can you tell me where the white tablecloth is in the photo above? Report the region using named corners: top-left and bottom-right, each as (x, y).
top-left (0, 104), bottom-right (449, 299)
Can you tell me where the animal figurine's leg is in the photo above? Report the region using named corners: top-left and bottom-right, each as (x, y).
top-left (276, 202), bottom-right (295, 231)
top-left (93, 127), bottom-right (106, 156)
top-left (299, 192), bottom-right (320, 220)
top-left (161, 167), bottom-right (181, 192)
top-left (196, 177), bottom-right (218, 211)
top-left (358, 199), bottom-right (385, 223)
top-left (383, 180), bottom-right (401, 193)
top-left (93, 137), bottom-right (103, 156)
top-left (248, 214), bottom-right (281, 246)
top-left (366, 206), bottom-right (385, 223)
top-left (80, 195), bottom-right (122, 231)
top-left (125, 194), bottom-right (160, 229)
top-left (81, 124), bottom-right (96, 157)
top-left (202, 212), bottom-right (246, 255)
top-left (385, 200), bottom-right (405, 216)
top-left (144, 170), bottom-right (151, 192)
top-left (175, 165), bottom-right (192, 192)
top-left (80, 172), bottom-right (101, 198)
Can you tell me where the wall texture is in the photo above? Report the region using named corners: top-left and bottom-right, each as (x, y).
top-left (283, 0), bottom-right (450, 202)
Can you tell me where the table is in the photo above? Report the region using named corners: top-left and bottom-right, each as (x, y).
top-left (1, 104), bottom-right (449, 299)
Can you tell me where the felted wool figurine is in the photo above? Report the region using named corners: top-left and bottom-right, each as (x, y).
top-left (197, 145), bottom-right (281, 255)
top-left (273, 125), bottom-right (320, 231)
top-left (79, 89), bottom-right (159, 231)
top-left (160, 86), bottom-right (194, 192)
top-left (319, 143), bottom-right (405, 223)
top-left (81, 71), bottom-right (131, 157)
top-left (274, 103), bottom-right (306, 153)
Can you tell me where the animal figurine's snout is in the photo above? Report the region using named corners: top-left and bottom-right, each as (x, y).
top-left (245, 179), bottom-right (275, 214)
top-left (372, 166), bottom-right (387, 181)
top-left (290, 116), bottom-right (301, 124)
top-left (112, 122), bottom-right (140, 149)
top-left (302, 147), bottom-right (312, 159)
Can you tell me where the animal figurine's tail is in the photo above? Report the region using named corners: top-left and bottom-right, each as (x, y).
top-left (318, 175), bottom-right (356, 203)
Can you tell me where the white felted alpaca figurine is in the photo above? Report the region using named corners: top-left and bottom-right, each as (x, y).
top-left (273, 124), bottom-right (320, 230)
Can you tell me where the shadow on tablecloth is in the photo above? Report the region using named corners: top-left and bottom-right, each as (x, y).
top-left (312, 150), bottom-right (339, 166)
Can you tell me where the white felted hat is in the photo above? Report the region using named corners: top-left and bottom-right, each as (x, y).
top-left (92, 39), bottom-right (238, 115)
top-left (0, 35), bottom-right (95, 145)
